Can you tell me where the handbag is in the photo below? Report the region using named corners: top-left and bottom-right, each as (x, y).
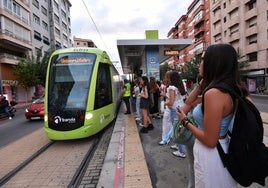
top-left (173, 114), bottom-right (196, 144)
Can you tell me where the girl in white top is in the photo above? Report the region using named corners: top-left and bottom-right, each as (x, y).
top-left (159, 71), bottom-right (186, 151)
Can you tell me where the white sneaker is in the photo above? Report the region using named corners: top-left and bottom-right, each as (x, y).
top-left (139, 123), bottom-right (144, 127)
top-left (9, 117), bottom-right (12, 120)
top-left (135, 117), bottom-right (140, 121)
top-left (172, 151), bottom-right (186, 158)
top-left (170, 144), bottom-right (179, 150)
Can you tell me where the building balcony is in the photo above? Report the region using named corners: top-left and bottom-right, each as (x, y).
top-left (0, 29), bottom-right (32, 51)
top-left (226, 0), bottom-right (239, 13)
top-left (228, 32), bottom-right (240, 42)
top-left (211, 1), bottom-right (221, 12)
top-left (245, 43), bottom-right (258, 54)
top-left (226, 16), bottom-right (240, 29)
top-left (194, 17), bottom-right (204, 27)
top-left (212, 13), bottom-right (221, 24)
top-left (194, 26), bottom-right (205, 37)
top-left (212, 27), bottom-right (222, 37)
top-left (245, 8), bottom-right (258, 21)
top-left (243, 0), bottom-right (253, 5)
top-left (0, 53), bottom-right (22, 65)
top-left (245, 25), bottom-right (258, 37)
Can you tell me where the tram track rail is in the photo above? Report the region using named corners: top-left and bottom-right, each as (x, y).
top-left (0, 121), bottom-right (115, 187)
top-left (0, 141), bottom-right (55, 186)
top-left (68, 136), bottom-right (100, 188)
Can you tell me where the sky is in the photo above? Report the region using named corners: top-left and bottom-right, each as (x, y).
top-left (69, 0), bottom-right (192, 72)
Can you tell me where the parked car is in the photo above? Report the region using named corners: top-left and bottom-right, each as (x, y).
top-left (25, 96), bottom-right (44, 120)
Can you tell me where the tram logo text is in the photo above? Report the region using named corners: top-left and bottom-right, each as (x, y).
top-left (54, 116), bottom-right (76, 124)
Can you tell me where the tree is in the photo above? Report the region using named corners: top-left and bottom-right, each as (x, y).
top-left (34, 48), bottom-right (53, 86)
top-left (13, 56), bottom-right (39, 102)
top-left (180, 57), bottom-right (200, 83)
top-left (13, 48), bottom-right (54, 101)
top-left (159, 61), bottom-right (169, 80)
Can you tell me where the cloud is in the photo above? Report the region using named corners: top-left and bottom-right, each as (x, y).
top-left (70, 0), bottom-right (192, 61)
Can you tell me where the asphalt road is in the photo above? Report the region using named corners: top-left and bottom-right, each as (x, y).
top-left (0, 106), bottom-right (43, 148)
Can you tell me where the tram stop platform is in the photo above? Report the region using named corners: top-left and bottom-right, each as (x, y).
top-left (97, 103), bottom-right (268, 188)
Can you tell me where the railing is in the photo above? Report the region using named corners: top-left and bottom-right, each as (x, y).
top-left (0, 29), bottom-right (31, 46)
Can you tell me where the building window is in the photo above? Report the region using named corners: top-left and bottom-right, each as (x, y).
top-left (247, 0), bottom-right (256, 10)
top-left (229, 8), bottom-right (238, 19)
top-left (214, 20), bottom-right (221, 30)
top-left (230, 24), bottom-right (239, 35)
top-left (33, 14), bottom-right (40, 25)
top-left (248, 52), bottom-right (257, 62)
top-left (35, 47), bottom-right (42, 56)
top-left (54, 14), bottom-right (59, 25)
top-left (247, 34), bottom-right (257, 44)
top-left (13, 2), bottom-right (21, 16)
top-left (42, 21), bottom-right (48, 31)
top-left (230, 40), bottom-right (239, 52)
top-left (55, 41), bottom-right (61, 49)
top-left (32, 0), bottom-right (39, 9)
top-left (41, 6), bottom-right (47, 16)
top-left (34, 30), bottom-right (42, 41)
top-left (247, 16), bottom-right (257, 28)
top-left (62, 22), bottom-right (67, 32)
top-left (61, 9), bottom-right (67, 19)
top-left (55, 27), bottom-right (60, 37)
top-left (53, 0), bottom-right (59, 10)
top-left (43, 36), bottom-right (50, 45)
top-left (214, 34), bottom-right (222, 42)
top-left (3, 0), bottom-right (12, 11)
top-left (63, 34), bottom-right (68, 43)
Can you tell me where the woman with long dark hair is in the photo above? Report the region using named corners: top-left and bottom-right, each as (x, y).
top-left (139, 76), bottom-right (154, 133)
top-left (177, 44), bottom-right (247, 187)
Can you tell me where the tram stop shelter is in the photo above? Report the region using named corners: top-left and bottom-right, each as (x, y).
top-left (117, 31), bottom-right (192, 80)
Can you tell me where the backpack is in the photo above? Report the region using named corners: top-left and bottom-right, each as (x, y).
top-left (206, 84), bottom-right (268, 187)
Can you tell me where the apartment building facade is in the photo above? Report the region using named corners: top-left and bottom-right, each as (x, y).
top-left (167, 0), bottom-right (211, 68)
top-left (0, 0), bottom-right (32, 102)
top-left (73, 37), bottom-right (97, 47)
top-left (0, 0), bottom-right (72, 102)
top-left (210, 0), bottom-right (268, 91)
top-left (168, 0), bottom-right (268, 92)
top-left (31, 0), bottom-right (72, 57)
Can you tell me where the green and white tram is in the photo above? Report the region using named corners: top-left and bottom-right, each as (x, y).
top-left (44, 47), bottom-right (122, 140)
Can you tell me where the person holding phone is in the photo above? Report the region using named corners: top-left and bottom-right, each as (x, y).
top-left (177, 44), bottom-right (241, 187)
top-left (159, 71), bottom-right (187, 157)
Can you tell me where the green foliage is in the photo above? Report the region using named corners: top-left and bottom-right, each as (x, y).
top-left (180, 57), bottom-right (200, 82)
top-left (13, 56), bottom-right (39, 90)
top-left (35, 49), bottom-right (53, 86)
top-left (159, 61), bottom-right (169, 80)
top-left (13, 48), bottom-right (53, 89)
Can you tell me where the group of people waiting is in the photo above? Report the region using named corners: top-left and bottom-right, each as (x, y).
top-left (123, 43), bottom-right (250, 188)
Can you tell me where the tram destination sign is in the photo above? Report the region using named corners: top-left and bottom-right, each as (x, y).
top-left (164, 50), bottom-right (179, 56)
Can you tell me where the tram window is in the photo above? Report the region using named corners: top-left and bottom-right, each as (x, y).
top-left (94, 63), bottom-right (112, 109)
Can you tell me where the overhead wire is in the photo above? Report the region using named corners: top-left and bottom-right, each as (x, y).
top-left (81, 0), bottom-right (108, 50)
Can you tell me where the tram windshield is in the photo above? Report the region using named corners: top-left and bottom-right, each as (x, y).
top-left (47, 53), bottom-right (96, 110)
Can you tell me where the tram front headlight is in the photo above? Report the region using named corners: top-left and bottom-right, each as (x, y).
top-left (85, 112), bottom-right (93, 120)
